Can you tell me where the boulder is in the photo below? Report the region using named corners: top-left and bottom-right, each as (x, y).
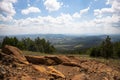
top-left (62, 62), bottom-right (81, 67)
top-left (25, 55), bottom-right (71, 65)
top-left (47, 66), bottom-right (65, 79)
top-left (45, 55), bottom-right (71, 64)
top-left (25, 56), bottom-right (56, 65)
top-left (1, 45), bottom-right (29, 64)
top-left (25, 56), bottom-right (47, 64)
top-left (32, 65), bottom-right (46, 73)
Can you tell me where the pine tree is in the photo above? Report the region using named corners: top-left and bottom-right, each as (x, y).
top-left (2, 36), bottom-right (10, 47)
top-left (1, 36), bottom-right (56, 53)
top-left (0, 42), bottom-right (1, 48)
top-left (113, 41), bottom-right (120, 58)
top-left (101, 36), bottom-right (113, 59)
top-left (90, 36), bottom-right (113, 59)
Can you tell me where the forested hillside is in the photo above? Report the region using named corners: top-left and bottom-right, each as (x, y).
top-left (89, 36), bottom-right (120, 59)
top-left (0, 36), bottom-right (55, 53)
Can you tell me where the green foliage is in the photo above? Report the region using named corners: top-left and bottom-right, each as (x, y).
top-left (100, 36), bottom-right (113, 58)
top-left (0, 42), bottom-right (1, 48)
top-left (90, 47), bottom-right (101, 57)
top-left (113, 41), bottom-right (120, 58)
top-left (1, 36), bottom-right (56, 53)
top-left (89, 36), bottom-right (120, 59)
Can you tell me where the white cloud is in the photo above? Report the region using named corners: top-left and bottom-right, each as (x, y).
top-left (106, 0), bottom-right (111, 5)
top-left (2, 11), bottom-right (118, 35)
top-left (21, 7), bottom-right (41, 15)
top-left (44, 0), bottom-right (63, 12)
top-left (14, 13), bottom-right (73, 27)
top-left (0, 0), bottom-right (120, 35)
top-left (73, 7), bottom-right (90, 18)
top-left (0, 14), bottom-right (13, 21)
top-left (0, 0), bottom-right (17, 21)
top-left (94, 8), bottom-right (114, 18)
top-left (94, 0), bottom-right (120, 17)
top-left (80, 7), bottom-right (90, 15)
top-left (4, 0), bottom-right (17, 3)
top-left (93, 0), bottom-right (120, 33)
top-left (73, 12), bottom-right (81, 18)
top-left (94, 15), bottom-right (120, 24)
top-left (105, 0), bottom-right (119, 5)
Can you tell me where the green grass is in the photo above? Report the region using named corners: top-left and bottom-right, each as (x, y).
top-left (23, 50), bottom-right (81, 56)
top-left (23, 51), bottom-right (50, 56)
top-left (22, 50), bottom-right (89, 56)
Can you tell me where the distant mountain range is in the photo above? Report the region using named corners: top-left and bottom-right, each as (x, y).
top-left (0, 34), bottom-right (120, 51)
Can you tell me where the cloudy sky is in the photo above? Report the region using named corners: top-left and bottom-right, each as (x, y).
top-left (0, 0), bottom-right (120, 35)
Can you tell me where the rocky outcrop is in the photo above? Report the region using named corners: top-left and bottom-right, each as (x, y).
top-left (0, 45), bottom-right (66, 80)
top-left (26, 55), bottom-right (71, 65)
top-left (47, 66), bottom-right (65, 79)
top-left (1, 45), bottom-right (29, 64)
top-left (0, 45), bottom-right (44, 80)
top-left (0, 45), bottom-right (120, 80)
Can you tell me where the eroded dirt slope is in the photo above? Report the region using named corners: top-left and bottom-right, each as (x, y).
top-left (0, 45), bottom-right (120, 80)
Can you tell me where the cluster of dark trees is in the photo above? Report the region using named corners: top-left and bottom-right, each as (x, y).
top-left (90, 36), bottom-right (120, 59)
top-left (0, 36), bottom-right (56, 53)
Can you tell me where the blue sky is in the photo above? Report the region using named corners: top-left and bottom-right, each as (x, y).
top-left (0, 0), bottom-right (120, 35)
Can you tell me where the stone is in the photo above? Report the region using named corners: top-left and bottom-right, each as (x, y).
top-left (2, 45), bottom-right (29, 64)
top-left (32, 65), bottom-right (46, 73)
top-left (47, 66), bottom-right (65, 79)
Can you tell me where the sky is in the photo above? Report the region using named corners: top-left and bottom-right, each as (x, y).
top-left (0, 0), bottom-right (120, 35)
